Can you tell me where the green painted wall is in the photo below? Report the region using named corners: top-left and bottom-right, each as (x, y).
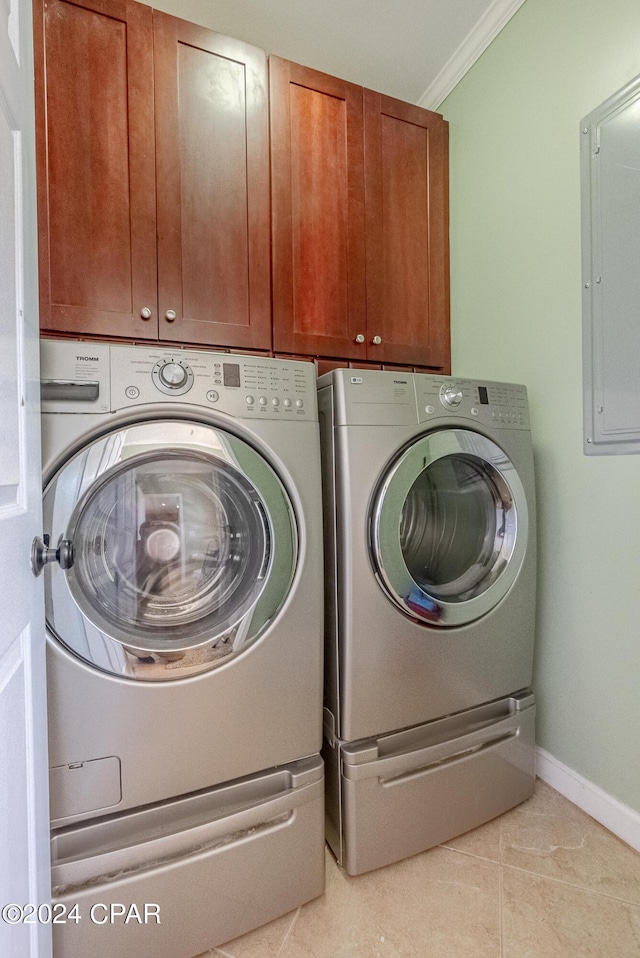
top-left (441, 0), bottom-right (640, 809)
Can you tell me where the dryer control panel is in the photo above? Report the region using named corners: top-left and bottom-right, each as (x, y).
top-left (40, 341), bottom-right (318, 421)
top-left (415, 375), bottom-right (530, 430)
top-left (319, 368), bottom-right (530, 430)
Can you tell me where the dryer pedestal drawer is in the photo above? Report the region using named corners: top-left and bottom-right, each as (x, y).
top-left (50, 755), bottom-right (325, 958)
top-left (325, 694), bottom-right (535, 876)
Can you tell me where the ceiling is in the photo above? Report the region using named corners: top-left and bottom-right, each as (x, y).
top-left (158, 0), bottom-right (526, 108)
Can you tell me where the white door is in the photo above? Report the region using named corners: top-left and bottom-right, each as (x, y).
top-left (0, 0), bottom-right (52, 954)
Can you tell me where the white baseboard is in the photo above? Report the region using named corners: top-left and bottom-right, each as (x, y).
top-left (536, 746), bottom-right (640, 853)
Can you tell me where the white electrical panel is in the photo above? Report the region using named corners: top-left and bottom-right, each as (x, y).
top-left (581, 73), bottom-right (640, 455)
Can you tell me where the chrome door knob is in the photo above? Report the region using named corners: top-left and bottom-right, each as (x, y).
top-left (140, 307), bottom-right (152, 320)
top-left (355, 334), bottom-right (365, 343)
top-left (371, 335), bottom-right (382, 345)
top-left (165, 309), bottom-right (177, 322)
top-left (31, 535), bottom-right (75, 577)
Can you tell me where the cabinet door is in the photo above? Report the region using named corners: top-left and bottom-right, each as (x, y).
top-left (33, 0), bottom-right (157, 339)
top-left (153, 13), bottom-right (271, 349)
top-left (364, 92), bottom-right (450, 368)
top-left (270, 57), bottom-right (366, 360)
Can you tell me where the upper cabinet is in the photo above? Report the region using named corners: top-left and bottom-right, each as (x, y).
top-left (364, 92), bottom-right (449, 369)
top-left (153, 13), bottom-right (270, 348)
top-left (270, 58), bottom-right (367, 361)
top-left (33, 0), bottom-right (271, 349)
top-left (33, 0), bottom-right (157, 341)
top-left (270, 57), bottom-right (450, 369)
top-left (33, 0), bottom-right (449, 367)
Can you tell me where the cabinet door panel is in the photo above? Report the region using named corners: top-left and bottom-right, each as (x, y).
top-left (365, 92), bottom-right (449, 368)
top-left (34, 0), bottom-right (157, 338)
top-left (271, 57), bottom-right (366, 359)
top-left (154, 13), bottom-right (271, 349)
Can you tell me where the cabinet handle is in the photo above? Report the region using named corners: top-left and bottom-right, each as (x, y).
top-left (165, 310), bottom-right (177, 322)
top-left (140, 307), bottom-right (152, 320)
top-left (355, 334), bottom-right (365, 343)
top-left (372, 335), bottom-right (382, 345)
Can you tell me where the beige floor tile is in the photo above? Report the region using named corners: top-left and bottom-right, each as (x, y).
top-left (278, 846), bottom-right (501, 958)
top-left (440, 813), bottom-right (503, 862)
top-left (202, 908), bottom-right (297, 958)
top-left (502, 867), bottom-right (640, 958)
top-left (500, 781), bottom-right (640, 902)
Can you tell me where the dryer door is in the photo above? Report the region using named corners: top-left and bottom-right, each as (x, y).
top-left (43, 420), bottom-right (297, 680)
top-left (371, 429), bottom-right (528, 627)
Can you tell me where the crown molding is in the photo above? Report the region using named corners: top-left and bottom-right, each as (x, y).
top-left (417, 0), bottom-right (527, 110)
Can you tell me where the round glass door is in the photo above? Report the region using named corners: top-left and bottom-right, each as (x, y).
top-left (371, 429), bottom-right (528, 627)
top-left (43, 420), bottom-right (297, 680)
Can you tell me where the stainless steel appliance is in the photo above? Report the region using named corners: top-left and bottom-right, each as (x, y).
top-left (40, 340), bottom-right (325, 956)
top-left (318, 368), bottom-right (537, 875)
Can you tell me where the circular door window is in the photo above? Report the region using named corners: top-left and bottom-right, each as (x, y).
top-left (370, 429), bottom-right (528, 627)
top-left (43, 420), bottom-right (297, 680)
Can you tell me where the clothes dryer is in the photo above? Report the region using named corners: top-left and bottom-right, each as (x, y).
top-left (318, 368), bottom-right (537, 875)
top-left (39, 341), bottom-right (324, 956)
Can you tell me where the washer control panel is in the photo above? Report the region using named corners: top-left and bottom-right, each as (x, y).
top-left (39, 341), bottom-right (318, 421)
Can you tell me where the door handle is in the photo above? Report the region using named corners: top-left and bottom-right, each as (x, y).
top-left (31, 535), bottom-right (75, 577)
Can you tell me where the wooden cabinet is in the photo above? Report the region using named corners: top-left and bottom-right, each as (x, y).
top-left (364, 91), bottom-right (449, 368)
top-left (33, 0), bottom-right (156, 340)
top-left (270, 57), bottom-right (367, 361)
top-left (153, 13), bottom-right (270, 348)
top-left (34, 0), bottom-right (271, 350)
top-left (34, 3), bottom-right (449, 367)
top-left (270, 58), bottom-right (449, 369)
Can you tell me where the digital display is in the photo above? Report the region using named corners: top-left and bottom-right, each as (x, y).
top-left (478, 386), bottom-right (489, 405)
top-left (223, 363), bottom-right (241, 388)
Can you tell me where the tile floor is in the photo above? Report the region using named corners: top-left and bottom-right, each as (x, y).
top-left (204, 779), bottom-right (640, 958)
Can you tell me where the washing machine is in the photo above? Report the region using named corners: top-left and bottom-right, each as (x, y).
top-left (318, 368), bottom-right (537, 875)
top-left (39, 340), bottom-right (325, 957)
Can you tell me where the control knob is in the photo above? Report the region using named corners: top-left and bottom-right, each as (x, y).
top-left (439, 383), bottom-right (464, 408)
top-left (159, 362), bottom-right (188, 389)
top-left (152, 358), bottom-right (194, 396)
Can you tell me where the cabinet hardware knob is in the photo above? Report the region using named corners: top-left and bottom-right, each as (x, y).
top-left (165, 310), bottom-right (177, 322)
top-left (140, 307), bottom-right (152, 320)
top-left (372, 335), bottom-right (382, 345)
top-left (355, 334), bottom-right (365, 343)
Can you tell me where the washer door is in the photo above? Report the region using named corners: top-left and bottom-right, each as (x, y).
top-left (370, 429), bottom-right (528, 626)
top-left (43, 420), bottom-right (297, 680)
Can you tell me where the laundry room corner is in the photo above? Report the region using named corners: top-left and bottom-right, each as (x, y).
top-left (440, 0), bottom-right (640, 835)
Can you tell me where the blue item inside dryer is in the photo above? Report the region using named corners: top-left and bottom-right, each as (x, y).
top-left (405, 587), bottom-right (442, 622)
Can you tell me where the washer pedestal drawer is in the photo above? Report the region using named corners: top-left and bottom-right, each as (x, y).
top-left (324, 693), bottom-right (535, 876)
top-left (50, 755), bottom-right (325, 957)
